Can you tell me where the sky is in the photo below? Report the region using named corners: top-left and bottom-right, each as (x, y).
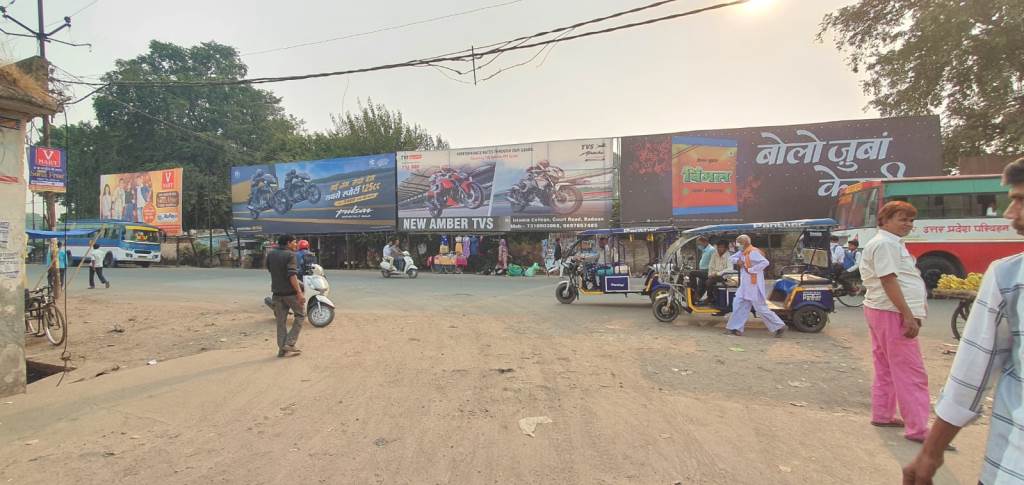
top-left (2, 0), bottom-right (872, 150)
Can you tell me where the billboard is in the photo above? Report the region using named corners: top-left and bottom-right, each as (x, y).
top-left (99, 168), bottom-right (183, 235)
top-left (397, 138), bottom-right (614, 232)
top-left (620, 116), bottom-right (942, 225)
top-left (27, 146), bottom-right (66, 193)
top-left (231, 154), bottom-right (396, 235)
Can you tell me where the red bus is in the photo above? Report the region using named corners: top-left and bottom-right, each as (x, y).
top-left (832, 174), bottom-right (1024, 286)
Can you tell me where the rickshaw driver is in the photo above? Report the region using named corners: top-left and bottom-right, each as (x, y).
top-left (723, 234), bottom-right (787, 337)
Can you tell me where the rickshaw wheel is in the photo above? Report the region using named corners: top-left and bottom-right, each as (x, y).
top-left (652, 298), bottom-right (680, 323)
top-left (555, 281), bottom-right (577, 304)
top-left (790, 307), bottom-right (828, 333)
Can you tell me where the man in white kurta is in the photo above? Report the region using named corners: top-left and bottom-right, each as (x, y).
top-left (724, 235), bottom-right (787, 337)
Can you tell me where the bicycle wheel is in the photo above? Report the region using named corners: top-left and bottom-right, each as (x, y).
top-left (25, 313), bottom-right (41, 336)
top-left (43, 306), bottom-right (67, 346)
top-left (950, 299), bottom-right (971, 340)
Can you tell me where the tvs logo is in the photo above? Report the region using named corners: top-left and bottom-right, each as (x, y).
top-left (161, 170), bottom-right (176, 189)
top-left (34, 147), bottom-right (62, 168)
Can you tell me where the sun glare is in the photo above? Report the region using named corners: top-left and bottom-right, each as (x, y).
top-left (744, 0), bottom-right (776, 13)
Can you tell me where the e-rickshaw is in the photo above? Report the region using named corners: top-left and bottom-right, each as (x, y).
top-left (651, 219), bottom-right (840, 333)
top-left (554, 226), bottom-right (677, 305)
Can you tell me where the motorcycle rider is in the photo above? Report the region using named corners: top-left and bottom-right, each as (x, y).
top-left (387, 238), bottom-right (406, 272)
top-left (429, 168), bottom-right (460, 207)
top-left (249, 169), bottom-right (277, 208)
top-left (296, 239), bottom-right (312, 273)
top-left (524, 159), bottom-right (559, 195)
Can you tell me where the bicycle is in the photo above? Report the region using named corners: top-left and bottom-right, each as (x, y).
top-left (24, 286), bottom-right (66, 346)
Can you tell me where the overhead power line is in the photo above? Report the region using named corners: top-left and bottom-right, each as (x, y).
top-left (241, 0), bottom-right (524, 57)
top-left (56, 0), bottom-right (749, 90)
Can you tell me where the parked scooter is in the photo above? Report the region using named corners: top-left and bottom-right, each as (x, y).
top-left (380, 251), bottom-right (419, 278)
top-left (263, 263), bottom-right (336, 327)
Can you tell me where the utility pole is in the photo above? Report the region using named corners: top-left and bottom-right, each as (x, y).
top-left (1, 1), bottom-right (92, 230)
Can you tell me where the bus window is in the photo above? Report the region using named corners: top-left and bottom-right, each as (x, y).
top-left (865, 188), bottom-right (879, 227)
top-left (849, 190), bottom-right (870, 228)
top-left (127, 228), bottom-right (158, 243)
top-left (977, 194), bottom-right (1008, 217)
top-left (907, 195), bottom-right (937, 218)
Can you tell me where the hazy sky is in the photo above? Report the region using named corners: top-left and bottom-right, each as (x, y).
top-left (4, 0), bottom-right (868, 149)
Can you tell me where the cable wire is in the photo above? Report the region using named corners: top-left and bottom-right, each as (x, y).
top-left (56, 0), bottom-right (749, 89)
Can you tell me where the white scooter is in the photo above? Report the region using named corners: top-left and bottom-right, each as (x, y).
top-left (263, 263), bottom-right (336, 327)
top-left (380, 251), bottom-right (419, 278)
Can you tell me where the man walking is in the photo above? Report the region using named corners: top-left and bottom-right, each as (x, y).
top-left (860, 201), bottom-right (931, 444)
top-left (903, 158), bottom-right (1024, 484)
top-left (267, 235), bottom-right (304, 358)
top-left (723, 235), bottom-right (786, 337)
top-left (87, 243), bottom-right (109, 289)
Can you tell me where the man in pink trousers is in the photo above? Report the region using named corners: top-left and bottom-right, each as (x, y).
top-left (859, 200), bottom-right (931, 443)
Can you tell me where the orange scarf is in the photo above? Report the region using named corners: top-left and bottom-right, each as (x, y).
top-left (742, 245), bottom-right (763, 284)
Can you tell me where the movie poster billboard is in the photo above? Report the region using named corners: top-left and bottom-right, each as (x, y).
top-left (27, 146), bottom-right (66, 193)
top-left (231, 154), bottom-right (396, 235)
top-left (620, 116), bottom-right (942, 226)
top-left (99, 168), bottom-right (183, 235)
top-left (397, 138), bottom-right (613, 232)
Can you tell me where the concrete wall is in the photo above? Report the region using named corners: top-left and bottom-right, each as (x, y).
top-left (0, 114), bottom-right (27, 397)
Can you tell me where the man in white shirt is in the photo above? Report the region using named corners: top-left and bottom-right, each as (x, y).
top-left (700, 239), bottom-right (732, 305)
top-left (87, 243), bottom-right (110, 289)
top-left (830, 235), bottom-right (846, 278)
top-left (860, 201), bottom-right (929, 443)
top-left (904, 157), bottom-right (1024, 484)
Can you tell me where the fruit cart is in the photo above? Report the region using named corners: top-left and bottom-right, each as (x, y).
top-left (933, 273), bottom-right (982, 340)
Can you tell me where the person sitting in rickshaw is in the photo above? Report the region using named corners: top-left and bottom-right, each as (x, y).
top-left (699, 239), bottom-right (732, 305)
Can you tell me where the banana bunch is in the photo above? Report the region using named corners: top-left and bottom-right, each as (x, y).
top-left (937, 273), bottom-right (983, 291)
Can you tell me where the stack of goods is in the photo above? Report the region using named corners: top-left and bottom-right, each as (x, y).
top-left (937, 273), bottom-right (982, 291)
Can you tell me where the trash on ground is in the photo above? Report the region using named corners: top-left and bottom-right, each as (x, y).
top-left (788, 381), bottom-right (812, 388)
top-left (518, 416), bottom-right (553, 437)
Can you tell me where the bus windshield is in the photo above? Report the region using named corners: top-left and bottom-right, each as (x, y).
top-left (126, 228), bottom-right (159, 243)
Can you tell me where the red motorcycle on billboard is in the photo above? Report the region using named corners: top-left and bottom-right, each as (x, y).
top-left (425, 168), bottom-right (484, 217)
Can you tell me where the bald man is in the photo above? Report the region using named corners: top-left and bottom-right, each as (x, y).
top-left (724, 235), bottom-right (787, 337)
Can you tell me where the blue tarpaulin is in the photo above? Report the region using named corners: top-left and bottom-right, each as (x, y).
top-left (26, 229), bottom-right (97, 239)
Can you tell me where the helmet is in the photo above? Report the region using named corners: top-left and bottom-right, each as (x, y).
top-left (538, 160), bottom-right (550, 169)
top-left (255, 168), bottom-right (265, 177)
top-left (288, 169), bottom-right (297, 176)
top-left (298, 240), bottom-right (310, 250)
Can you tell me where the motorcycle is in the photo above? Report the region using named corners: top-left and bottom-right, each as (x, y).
top-left (248, 177), bottom-right (291, 219)
top-left (506, 168), bottom-right (583, 215)
top-left (425, 169), bottom-right (484, 217)
top-left (263, 263), bottom-right (336, 327)
top-left (285, 173), bottom-right (322, 206)
top-left (380, 251), bottom-right (419, 278)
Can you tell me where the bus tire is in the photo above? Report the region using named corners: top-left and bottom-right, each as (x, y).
top-left (104, 252), bottom-right (115, 268)
top-left (917, 255), bottom-right (960, 290)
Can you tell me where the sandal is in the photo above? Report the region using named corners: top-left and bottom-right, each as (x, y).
top-left (870, 420), bottom-right (904, 428)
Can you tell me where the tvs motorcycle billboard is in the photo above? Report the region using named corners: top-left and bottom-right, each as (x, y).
top-left (231, 154), bottom-right (397, 235)
top-left (27, 145), bottom-right (66, 193)
top-left (620, 115), bottom-right (942, 226)
top-left (397, 138), bottom-right (614, 232)
top-left (99, 168), bottom-right (184, 235)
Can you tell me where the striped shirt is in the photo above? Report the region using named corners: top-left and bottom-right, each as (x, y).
top-left (934, 253), bottom-right (1024, 484)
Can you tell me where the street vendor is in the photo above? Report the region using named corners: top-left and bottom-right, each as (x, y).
top-left (723, 234), bottom-right (787, 337)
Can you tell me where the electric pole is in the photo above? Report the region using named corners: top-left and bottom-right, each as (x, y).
top-left (1, 0), bottom-right (92, 230)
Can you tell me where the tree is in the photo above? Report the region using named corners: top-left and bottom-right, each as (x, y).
top-left (819, 1), bottom-right (1024, 169)
top-left (58, 41), bottom-right (303, 229)
top-left (302, 99), bottom-right (448, 160)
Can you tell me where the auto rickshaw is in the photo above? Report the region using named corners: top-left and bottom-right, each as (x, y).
top-left (554, 226), bottom-right (677, 305)
top-left (651, 218), bottom-right (839, 333)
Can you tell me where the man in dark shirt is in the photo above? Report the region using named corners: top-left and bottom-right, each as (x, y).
top-left (267, 234), bottom-right (305, 357)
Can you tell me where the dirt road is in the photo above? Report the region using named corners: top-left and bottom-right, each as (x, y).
top-left (3, 266), bottom-right (989, 484)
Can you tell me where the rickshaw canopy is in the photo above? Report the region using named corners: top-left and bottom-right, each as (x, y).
top-left (575, 226), bottom-right (677, 237)
top-left (681, 218), bottom-right (837, 237)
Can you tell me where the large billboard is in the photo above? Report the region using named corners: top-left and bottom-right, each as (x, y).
top-left (397, 138), bottom-right (614, 232)
top-left (231, 154), bottom-right (396, 235)
top-left (99, 168), bottom-right (183, 235)
top-left (620, 116), bottom-right (942, 225)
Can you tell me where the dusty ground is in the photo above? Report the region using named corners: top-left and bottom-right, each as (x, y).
top-left (2, 265), bottom-right (992, 484)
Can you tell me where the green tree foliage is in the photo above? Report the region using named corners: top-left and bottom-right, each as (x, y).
top-left (819, 1), bottom-right (1024, 168)
top-left (56, 41), bottom-right (447, 230)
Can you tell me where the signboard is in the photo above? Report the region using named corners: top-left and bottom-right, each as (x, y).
top-left (231, 154), bottom-right (396, 235)
top-left (99, 168), bottom-right (184, 235)
top-left (27, 145), bottom-right (66, 192)
top-left (397, 138), bottom-right (614, 232)
top-left (620, 116), bottom-right (942, 226)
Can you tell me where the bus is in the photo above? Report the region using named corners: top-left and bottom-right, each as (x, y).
top-left (832, 174), bottom-right (1024, 287)
top-left (63, 219), bottom-right (162, 267)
